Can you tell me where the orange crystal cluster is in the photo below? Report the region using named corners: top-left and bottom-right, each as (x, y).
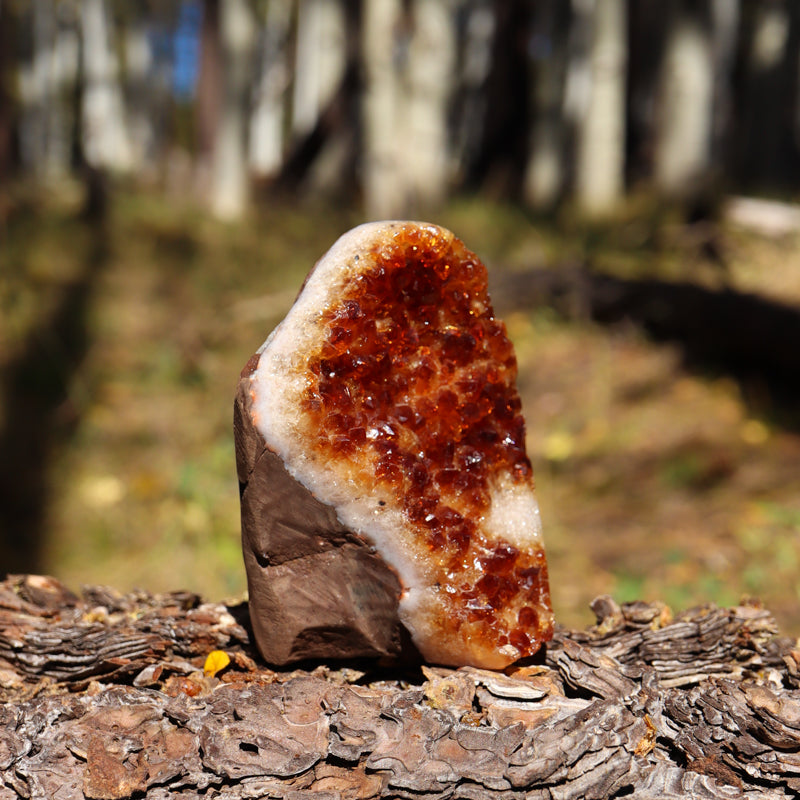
top-left (303, 223), bottom-right (552, 658)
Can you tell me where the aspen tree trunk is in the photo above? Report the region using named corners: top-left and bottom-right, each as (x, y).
top-left (362, 0), bottom-right (406, 219)
top-left (525, 0), bottom-right (571, 210)
top-left (80, 0), bottom-right (132, 172)
top-left (655, 0), bottom-right (713, 196)
top-left (292, 0), bottom-right (346, 137)
top-left (124, 11), bottom-right (154, 174)
top-left (18, 0), bottom-right (78, 179)
top-left (575, 0), bottom-right (627, 216)
top-left (362, 0), bottom-right (455, 218)
top-left (709, 0), bottom-right (739, 161)
top-left (405, 0), bottom-right (456, 209)
top-left (19, 0), bottom-right (56, 176)
top-left (210, 0), bottom-right (257, 220)
top-left (51, 11), bottom-right (80, 174)
top-left (249, 0), bottom-right (292, 178)
top-left (289, 0), bottom-right (354, 193)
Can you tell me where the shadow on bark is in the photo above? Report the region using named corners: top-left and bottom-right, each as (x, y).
top-left (0, 179), bottom-right (109, 576)
top-left (492, 265), bottom-right (800, 428)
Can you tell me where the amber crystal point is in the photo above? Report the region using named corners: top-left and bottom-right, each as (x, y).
top-left (238, 221), bottom-right (553, 668)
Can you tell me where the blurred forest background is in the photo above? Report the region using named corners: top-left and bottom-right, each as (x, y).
top-left (1, 0), bottom-right (800, 633)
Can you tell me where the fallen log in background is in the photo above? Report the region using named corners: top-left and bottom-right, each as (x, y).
top-left (0, 573), bottom-right (798, 799)
top-left (490, 265), bottom-right (800, 400)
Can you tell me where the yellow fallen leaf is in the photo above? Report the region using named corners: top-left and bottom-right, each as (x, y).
top-left (634, 714), bottom-right (658, 757)
top-left (740, 419), bottom-right (769, 446)
top-left (203, 650), bottom-right (231, 677)
top-left (543, 431), bottom-right (574, 462)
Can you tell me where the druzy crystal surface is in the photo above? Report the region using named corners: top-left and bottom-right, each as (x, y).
top-left (254, 221), bottom-right (553, 666)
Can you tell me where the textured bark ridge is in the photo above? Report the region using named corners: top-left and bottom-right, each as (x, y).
top-left (236, 221), bottom-right (552, 669)
top-left (1, 574), bottom-right (799, 799)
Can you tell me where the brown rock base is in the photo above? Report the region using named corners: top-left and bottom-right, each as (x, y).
top-left (235, 369), bottom-right (403, 665)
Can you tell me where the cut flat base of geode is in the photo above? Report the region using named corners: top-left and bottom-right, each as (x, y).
top-left (236, 221), bottom-right (553, 669)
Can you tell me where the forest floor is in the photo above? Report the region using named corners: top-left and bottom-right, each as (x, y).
top-left (2, 182), bottom-right (800, 635)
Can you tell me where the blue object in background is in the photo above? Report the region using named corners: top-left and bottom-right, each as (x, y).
top-left (172, 0), bottom-right (202, 100)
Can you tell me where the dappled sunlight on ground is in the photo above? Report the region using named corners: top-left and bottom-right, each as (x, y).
top-left (2, 187), bottom-right (799, 636)
top-left (513, 312), bottom-right (800, 629)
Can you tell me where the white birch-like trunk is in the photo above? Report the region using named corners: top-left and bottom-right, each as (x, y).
top-left (19, 0), bottom-right (55, 176)
top-left (18, 1), bottom-right (78, 179)
top-left (249, 0), bottom-right (292, 177)
top-left (575, 0), bottom-right (627, 216)
top-left (751, 3), bottom-right (790, 72)
top-left (211, 0), bottom-right (256, 220)
top-left (709, 0), bottom-right (739, 156)
top-left (362, 0), bottom-right (455, 218)
top-left (362, 0), bottom-right (406, 219)
top-left (655, 2), bottom-right (713, 195)
top-left (81, 0), bottom-right (132, 171)
top-left (291, 0), bottom-right (346, 137)
top-left (525, 0), bottom-right (571, 210)
top-left (405, 0), bottom-right (455, 208)
top-left (124, 14), bottom-right (154, 174)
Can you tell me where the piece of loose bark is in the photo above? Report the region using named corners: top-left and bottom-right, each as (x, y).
top-left (236, 221), bottom-right (553, 668)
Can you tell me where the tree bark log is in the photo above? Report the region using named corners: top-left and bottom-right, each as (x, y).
top-left (0, 573), bottom-right (797, 799)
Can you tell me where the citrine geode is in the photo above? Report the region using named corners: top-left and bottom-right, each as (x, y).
top-left (236, 221), bottom-right (553, 668)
